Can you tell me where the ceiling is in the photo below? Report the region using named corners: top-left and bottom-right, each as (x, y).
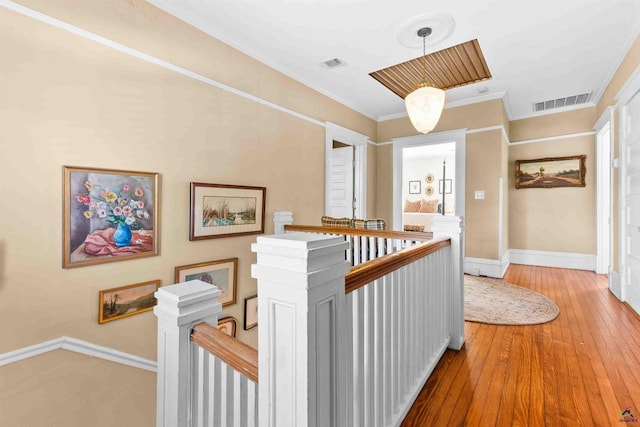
top-left (147, 0), bottom-right (640, 122)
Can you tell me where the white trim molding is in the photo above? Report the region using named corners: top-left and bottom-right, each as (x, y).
top-left (509, 249), bottom-right (596, 271)
top-left (609, 269), bottom-right (623, 301)
top-left (510, 131), bottom-right (596, 146)
top-left (464, 251), bottom-right (510, 279)
top-left (0, 0), bottom-right (325, 128)
top-left (0, 336), bottom-right (157, 372)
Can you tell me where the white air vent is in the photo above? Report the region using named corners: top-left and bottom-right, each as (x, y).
top-left (319, 58), bottom-right (346, 69)
top-left (533, 92), bottom-right (591, 112)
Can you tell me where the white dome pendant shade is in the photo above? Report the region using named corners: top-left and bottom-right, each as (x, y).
top-left (404, 82), bottom-right (445, 134)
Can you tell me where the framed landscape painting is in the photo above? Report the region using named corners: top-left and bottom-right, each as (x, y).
top-left (175, 258), bottom-right (238, 307)
top-left (63, 166), bottom-right (159, 268)
top-left (190, 183), bottom-right (266, 240)
top-left (99, 280), bottom-right (160, 324)
top-left (515, 155), bottom-right (587, 189)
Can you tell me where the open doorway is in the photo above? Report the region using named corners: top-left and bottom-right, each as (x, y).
top-left (324, 122), bottom-right (369, 219)
top-left (401, 143), bottom-right (456, 232)
top-left (392, 129), bottom-right (466, 231)
top-left (327, 141), bottom-right (355, 218)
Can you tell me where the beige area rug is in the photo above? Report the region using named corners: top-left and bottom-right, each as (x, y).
top-left (464, 275), bottom-right (560, 325)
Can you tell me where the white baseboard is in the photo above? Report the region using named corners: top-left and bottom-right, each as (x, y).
top-left (464, 253), bottom-right (510, 278)
top-left (0, 337), bottom-right (157, 372)
top-left (509, 249), bottom-right (595, 271)
top-left (609, 269), bottom-right (623, 301)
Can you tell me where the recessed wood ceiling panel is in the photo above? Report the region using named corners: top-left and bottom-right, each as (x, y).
top-left (370, 39), bottom-right (492, 99)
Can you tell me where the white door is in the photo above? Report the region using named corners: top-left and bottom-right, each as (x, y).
top-left (623, 91), bottom-right (640, 314)
top-left (327, 146), bottom-right (354, 218)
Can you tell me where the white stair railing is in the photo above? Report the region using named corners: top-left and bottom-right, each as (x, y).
top-left (154, 280), bottom-right (259, 427)
top-left (154, 214), bottom-right (464, 427)
top-left (251, 215), bottom-right (464, 426)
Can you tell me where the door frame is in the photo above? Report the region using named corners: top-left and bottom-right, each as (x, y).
top-left (391, 129), bottom-right (466, 231)
top-left (325, 122), bottom-right (369, 218)
top-left (615, 64), bottom-right (640, 305)
top-left (594, 107), bottom-right (615, 278)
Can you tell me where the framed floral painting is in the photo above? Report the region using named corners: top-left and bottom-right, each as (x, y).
top-left (63, 166), bottom-right (159, 268)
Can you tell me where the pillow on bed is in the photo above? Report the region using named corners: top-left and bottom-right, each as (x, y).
top-left (419, 199), bottom-right (439, 213)
top-left (404, 199), bottom-right (421, 212)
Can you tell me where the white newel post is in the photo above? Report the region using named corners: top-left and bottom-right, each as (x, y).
top-left (154, 280), bottom-right (222, 427)
top-left (273, 211), bottom-right (294, 234)
top-left (251, 233), bottom-right (351, 427)
top-left (431, 215), bottom-right (465, 350)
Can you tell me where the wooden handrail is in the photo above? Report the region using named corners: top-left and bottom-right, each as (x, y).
top-left (284, 224), bottom-right (432, 241)
top-left (345, 237), bottom-right (451, 294)
top-left (191, 322), bottom-right (259, 383)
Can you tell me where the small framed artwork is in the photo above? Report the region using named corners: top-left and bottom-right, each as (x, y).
top-left (515, 155), bottom-right (587, 189)
top-left (244, 295), bottom-right (258, 330)
top-left (439, 179), bottom-right (453, 194)
top-left (217, 316), bottom-right (237, 337)
top-left (190, 182), bottom-right (266, 240)
top-left (63, 166), bottom-right (159, 269)
top-left (99, 280), bottom-right (160, 324)
top-left (175, 258), bottom-right (238, 307)
top-left (408, 180), bottom-right (421, 194)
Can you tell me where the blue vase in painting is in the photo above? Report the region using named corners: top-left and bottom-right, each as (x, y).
top-left (113, 222), bottom-right (132, 247)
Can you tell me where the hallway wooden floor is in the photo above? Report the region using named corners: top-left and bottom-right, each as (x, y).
top-left (401, 264), bottom-right (640, 427)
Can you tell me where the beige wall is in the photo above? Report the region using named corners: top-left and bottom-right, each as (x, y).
top-left (465, 129), bottom-right (505, 259)
top-left (0, 0), bottom-right (377, 356)
top-left (508, 109), bottom-right (596, 254)
top-left (377, 99), bottom-right (509, 260)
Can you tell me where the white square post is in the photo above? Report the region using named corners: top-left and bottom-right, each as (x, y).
top-left (273, 211), bottom-right (294, 234)
top-left (251, 232), bottom-right (351, 427)
top-left (431, 215), bottom-right (465, 350)
top-left (154, 280), bottom-right (222, 427)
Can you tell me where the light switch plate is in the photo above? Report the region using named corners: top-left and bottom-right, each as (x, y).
top-left (474, 190), bottom-right (485, 200)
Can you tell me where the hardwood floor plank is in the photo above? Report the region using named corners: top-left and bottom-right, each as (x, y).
top-left (401, 265), bottom-right (640, 426)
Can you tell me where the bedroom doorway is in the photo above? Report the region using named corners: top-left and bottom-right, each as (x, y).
top-left (392, 129), bottom-right (466, 232)
top-left (402, 143), bottom-right (455, 231)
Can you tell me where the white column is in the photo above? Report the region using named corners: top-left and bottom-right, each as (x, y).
top-left (431, 215), bottom-right (465, 350)
top-left (251, 233), bottom-right (351, 427)
top-left (154, 280), bottom-right (222, 427)
top-left (273, 211), bottom-right (294, 234)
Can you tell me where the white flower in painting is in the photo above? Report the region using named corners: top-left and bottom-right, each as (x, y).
top-left (125, 216), bottom-right (136, 225)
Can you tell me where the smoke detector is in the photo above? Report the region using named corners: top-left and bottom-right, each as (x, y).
top-left (319, 58), bottom-right (347, 69)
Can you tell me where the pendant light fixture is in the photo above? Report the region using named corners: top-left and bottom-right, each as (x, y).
top-left (404, 27), bottom-right (445, 134)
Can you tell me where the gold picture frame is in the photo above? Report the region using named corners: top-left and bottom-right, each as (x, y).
top-left (217, 316), bottom-right (237, 337)
top-left (63, 166), bottom-right (159, 268)
top-left (174, 258), bottom-right (238, 307)
top-left (98, 280), bottom-right (160, 324)
top-left (515, 155), bottom-right (586, 189)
